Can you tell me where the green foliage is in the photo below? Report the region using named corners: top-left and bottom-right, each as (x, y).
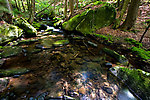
top-left (125, 38), bottom-right (142, 47)
top-left (130, 47), bottom-right (150, 61)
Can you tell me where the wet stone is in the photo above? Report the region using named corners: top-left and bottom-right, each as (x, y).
top-left (83, 57), bottom-right (91, 62)
top-left (0, 77), bottom-right (9, 92)
top-left (102, 86), bottom-right (113, 94)
top-left (105, 62), bottom-right (112, 68)
top-left (35, 44), bottom-right (44, 49)
top-left (0, 46), bottom-right (22, 58)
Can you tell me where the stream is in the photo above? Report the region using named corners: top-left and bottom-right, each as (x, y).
top-left (0, 26), bottom-right (138, 100)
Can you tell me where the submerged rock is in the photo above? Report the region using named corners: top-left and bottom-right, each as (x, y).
top-left (15, 17), bottom-right (37, 37)
top-left (62, 2), bottom-right (116, 34)
top-left (0, 77), bottom-right (10, 92)
top-left (0, 46), bottom-right (22, 58)
top-left (53, 40), bottom-right (69, 47)
top-left (0, 68), bottom-right (30, 77)
top-left (110, 67), bottom-right (150, 100)
top-left (0, 23), bottom-right (23, 44)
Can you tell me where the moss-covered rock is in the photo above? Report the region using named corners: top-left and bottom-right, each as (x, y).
top-left (103, 48), bottom-right (128, 65)
top-left (62, 2), bottom-right (116, 34)
top-left (0, 46), bottom-right (22, 58)
top-left (53, 40), bottom-right (69, 47)
top-left (0, 23), bottom-right (23, 44)
top-left (0, 68), bottom-right (30, 77)
top-left (15, 17), bottom-right (37, 37)
top-left (110, 67), bottom-right (150, 100)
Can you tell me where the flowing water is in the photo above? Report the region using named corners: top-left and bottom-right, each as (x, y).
top-left (0, 26), bottom-right (138, 100)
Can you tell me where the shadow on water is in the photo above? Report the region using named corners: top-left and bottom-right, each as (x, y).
top-left (0, 26), bottom-right (138, 100)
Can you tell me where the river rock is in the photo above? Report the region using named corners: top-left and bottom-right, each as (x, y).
top-left (15, 17), bottom-right (37, 37)
top-left (0, 77), bottom-right (10, 92)
top-left (0, 23), bottom-right (23, 44)
top-left (0, 46), bottom-right (22, 58)
top-left (0, 68), bottom-right (30, 77)
top-left (62, 1), bottom-right (116, 34)
top-left (102, 86), bottom-right (113, 94)
top-left (110, 67), bottom-right (150, 100)
top-left (53, 40), bottom-right (69, 47)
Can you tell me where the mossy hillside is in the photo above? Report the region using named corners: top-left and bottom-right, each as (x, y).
top-left (62, 2), bottom-right (116, 34)
top-left (112, 67), bottom-right (150, 100)
top-left (15, 17), bottom-right (37, 37)
top-left (130, 47), bottom-right (150, 61)
top-left (0, 23), bottom-right (23, 44)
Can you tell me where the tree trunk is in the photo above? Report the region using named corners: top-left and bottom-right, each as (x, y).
top-left (64, 0), bottom-right (68, 18)
top-left (114, 0), bottom-right (130, 28)
top-left (120, 0), bottom-right (141, 30)
top-left (69, 0), bottom-right (74, 17)
top-left (76, 0), bottom-right (78, 9)
top-left (29, 0), bottom-right (35, 24)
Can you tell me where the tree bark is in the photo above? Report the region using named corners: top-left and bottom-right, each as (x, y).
top-left (64, 0), bottom-right (68, 18)
top-left (69, 0), bottom-right (74, 17)
top-left (120, 0), bottom-right (141, 30)
top-left (114, 0), bottom-right (130, 28)
top-left (29, 0), bottom-right (35, 24)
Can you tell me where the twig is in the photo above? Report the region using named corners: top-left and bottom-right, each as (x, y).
top-left (83, 40), bottom-right (95, 56)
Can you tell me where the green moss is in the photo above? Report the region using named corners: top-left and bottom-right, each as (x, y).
top-left (0, 46), bottom-right (22, 58)
top-left (0, 68), bottom-right (30, 77)
top-left (62, 11), bottom-right (88, 31)
top-left (62, 4), bottom-right (116, 35)
top-left (94, 34), bottom-right (109, 41)
top-left (117, 67), bottom-right (150, 99)
top-left (0, 23), bottom-right (23, 44)
top-left (125, 38), bottom-right (142, 47)
top-left (15, 17), bottom-right (37, 37)
top-left (103, 48), bottom-right (128, 65)
top-left (130, 47), bottom-right (150, 61)
top-left (53, 40), bottom-right (69, 47)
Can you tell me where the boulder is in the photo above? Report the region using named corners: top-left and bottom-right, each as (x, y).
top-left (15, 17), bottom-right (37, 37)
top-left (0, 23), bottom-right (23, 44)
top-left (62, 2), bottom-right (116, 34)
top-left (110, 67), bottom-right (150, 100)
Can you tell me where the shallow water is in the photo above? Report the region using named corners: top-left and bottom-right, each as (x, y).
top-left (0, 27), bottom-right (138, 100)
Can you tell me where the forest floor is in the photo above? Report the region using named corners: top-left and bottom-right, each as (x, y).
top-left (96, 3), bottom-right (150, 49)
